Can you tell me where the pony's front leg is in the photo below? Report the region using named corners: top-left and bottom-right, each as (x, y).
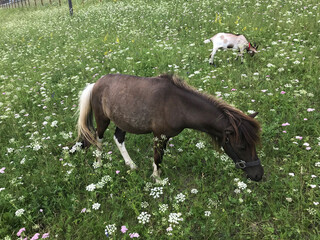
top-left (152, 135), bottom-right (168, 183)
top-left (114, 127), bottom-right (137, 170)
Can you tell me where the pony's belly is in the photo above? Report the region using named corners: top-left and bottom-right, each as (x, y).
top-left (110, 115), bottom-right (152, 134)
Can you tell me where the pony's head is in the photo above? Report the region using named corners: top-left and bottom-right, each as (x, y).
top-left (222, 112), bottom-right (263, 181)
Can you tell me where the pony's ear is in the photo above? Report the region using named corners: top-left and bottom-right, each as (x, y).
top-left (248, 112), bottom-right (259, 118)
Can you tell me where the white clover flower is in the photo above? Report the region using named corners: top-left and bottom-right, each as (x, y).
top-left (158, 178), bottom-right (170, 186)
top-left (96, 182), bottom-right (105, 189)
top-left (15, 209), bottom-right (25, 217)
top-left (141, 201), bottom-right (149, 208)
top-left (150, 187), bottom-right (163, 199)
top-left (195, 141), bottom-right (205, 149)
top-left (191, 189), bottom-right (198, 194)
top-left (92, 203), bottom-right (101, 210)
top-left (168, 212), bottom-right (183, 225)
top-left (286, 197), bottom-right (293, 202)
top-left (105, 224), bottom-right (116, 236)
top-left (86, 184), bottom-right (96, 192)
top-left (159, 204), bottom-right (168, 213)
top-left (137, 212), bottom-right (151, 224)
top-left (289, 173), bottom-right (295, 176)
top-left (93, 161), bottom-right (102, 169)
top-left (175, 193), bottom-right (186, 203)
top-left (204, 211), bottom-right (211, 217)
top-left (144, 182), bottom-right (153, 191)
top-left (307, 208), bottom-right (316, 215)
top-left (7, 148), bottom-right (14, 153)
top-left (32, 142), bottom-right (41, 151)
top-left (315, 162), bottom-right (320, 167)
top-left (101, 175), bottom-right (112, 183)
top-left (51, 120), bottom-right (58, 127)
top-left (60, 132), bottom-right (71, 140)
top-left (234, 189), bottom-right (241, 194)
top-left (93, 149), bottom-right (102, 158)
top-left (237, 181), bottom-right (247, 190)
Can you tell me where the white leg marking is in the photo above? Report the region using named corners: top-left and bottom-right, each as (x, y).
top-left (113, 136), bottom-right (137, 170)
top-left (96, 136), bottom-right (103, 164)
top-left (151, 162), bottom-right (162, 184)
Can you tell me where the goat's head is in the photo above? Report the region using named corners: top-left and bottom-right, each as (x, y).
top-left (247, 43), bottom-right (258, 57)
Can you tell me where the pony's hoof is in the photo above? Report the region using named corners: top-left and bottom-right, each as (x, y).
top-left (130, 164), bottom-right (138, 170)
top-left (129, 164), bottom-right (138, 170)
top-left (151, 174), bottom-right (162, 184)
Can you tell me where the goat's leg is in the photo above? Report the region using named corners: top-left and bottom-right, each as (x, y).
top-left (237, 48), bottom-right (245, 64)
top-left (209, 47), bottom-right (218, 65)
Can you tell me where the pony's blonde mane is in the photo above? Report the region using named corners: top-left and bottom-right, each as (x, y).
top-left (159, 74), bottom-right (261, 146)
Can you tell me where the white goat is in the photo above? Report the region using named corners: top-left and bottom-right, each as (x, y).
top-left (204, 33), bottom-right (258, 65)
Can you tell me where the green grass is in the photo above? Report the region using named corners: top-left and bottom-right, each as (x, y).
top-left (0, 0), bottom-right (320, 239)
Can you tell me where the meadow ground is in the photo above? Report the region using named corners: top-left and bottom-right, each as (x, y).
top-left (0, 0), bottom-right (320, 239)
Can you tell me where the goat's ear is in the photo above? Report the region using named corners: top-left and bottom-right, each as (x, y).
top-left (248, 112), bottom-right (259, 118)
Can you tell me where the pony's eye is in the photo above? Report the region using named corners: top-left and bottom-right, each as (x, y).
top-left (240, 145), bottom-right (246, 150)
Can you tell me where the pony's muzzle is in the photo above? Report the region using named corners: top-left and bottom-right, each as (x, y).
top-left (245, 165), bottom-right (264, 182)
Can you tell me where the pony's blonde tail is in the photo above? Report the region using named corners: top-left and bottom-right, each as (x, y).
top-left (77, 83), bottom-right (97, 147)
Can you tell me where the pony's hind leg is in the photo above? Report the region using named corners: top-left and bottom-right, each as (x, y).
top-left (95, 117), bottom-right (110, 164)
top-left (114, 127), bottom-right (137, 170)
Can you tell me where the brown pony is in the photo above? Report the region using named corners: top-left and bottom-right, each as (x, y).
top-left (77, 74), bottom-right (263, 181)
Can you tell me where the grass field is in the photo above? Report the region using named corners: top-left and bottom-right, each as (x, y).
top-left (0, 0), bottom-right (320, 239)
